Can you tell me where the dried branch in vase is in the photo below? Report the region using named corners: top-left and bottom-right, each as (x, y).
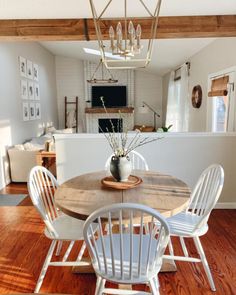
top-left (99, 96), bottom-right (162, 157)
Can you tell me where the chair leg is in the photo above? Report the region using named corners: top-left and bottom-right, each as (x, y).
top-left (62, 241), bottom-right (75, 262)
top-left (95, 276), bottom-right (106, 295)
top-left (168, 239), bottom-right (175, 256)
top-left (180, 237), bottom-right (189, 257)
top-left (35, 240), bottom-right (57, 293)
top-left (149, 277), bottom-right (159, 295)
top-left (153, 276), bottom-right (160, 294)
top-left (55, 241), bottom-right (63, 256)
top-left (76, 241), bottom-right (86, 262)
top-left (193, 236), bottom-right (216, 292)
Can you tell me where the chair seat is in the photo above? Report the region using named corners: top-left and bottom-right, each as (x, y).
top-left (45, 214), bottom-right (85, 240)
top-left (93, 234), bottom-right (163, 284)
top-left (167, 212), bottom-right (208, 237)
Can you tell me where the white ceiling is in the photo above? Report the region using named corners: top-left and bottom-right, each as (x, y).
top-left (40, 38), bottom-right (216, 76)
top-left (0, 0), bottom-right (236, 19)
top-left (5, 0), bottom-right (231, 75)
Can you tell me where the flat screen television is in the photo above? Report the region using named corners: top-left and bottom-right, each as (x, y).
top-left (92, 86), bottom-right (127, 108)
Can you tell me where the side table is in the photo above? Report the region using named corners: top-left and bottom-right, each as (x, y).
top-left (36, 150), bottom-right (56, 176)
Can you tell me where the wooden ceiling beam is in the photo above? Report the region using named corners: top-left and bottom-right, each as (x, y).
top-left (0, 15), bottom-right (235, 41)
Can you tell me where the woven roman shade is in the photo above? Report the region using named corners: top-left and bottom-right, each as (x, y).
top-left (208, 76), bottom-right (229, 97)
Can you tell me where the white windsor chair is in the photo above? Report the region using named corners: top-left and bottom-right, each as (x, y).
top-left (83, 203), bottom-right (170, 295)
top-left (105, 150), bottom-right (149, 172)
top-left (28, 166), bottom-right (90, 293)
top-left (164, 164), bottom-right (224, 292)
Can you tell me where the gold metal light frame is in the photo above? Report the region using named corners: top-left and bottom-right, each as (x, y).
top-left (89, 0), bottom-right (162, 69)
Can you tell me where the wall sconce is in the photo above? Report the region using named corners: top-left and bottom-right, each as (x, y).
top-left (138, 101), bottom-right (160, 131)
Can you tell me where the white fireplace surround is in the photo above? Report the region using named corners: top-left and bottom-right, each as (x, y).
top-left (84, 61), bottom-right (135, 133)
top-left (86, 112), bottom-right (134, 133)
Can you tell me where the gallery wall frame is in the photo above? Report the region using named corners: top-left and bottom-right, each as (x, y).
top-left (29, 102), bottom-right (36, 120)
top-left (27, 60), bottom-right (33, 79)
top-left (34, 83), bottom-right (40, 100)
top-left (35, 102), bottom-right (41, 119)
top-left (22, 102), bottom-right (29, 121)
top-left (19, 56), bottom-right (27, 77)
top-left (33, 63), bottom-right (39, 81)
top-left (20, 79), bottom-right (28, 99)
top-left (19, 56), bottom-right (41, 121)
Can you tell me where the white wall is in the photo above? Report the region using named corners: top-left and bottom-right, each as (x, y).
top-left (188, 38), bottom-right (236, 132)
top-left (55, 133), bottom-right (236, 205)
top-left (162, 37), bottom-right (236, 132)
top-left (55, 56), bottom-right (85, 131)
top-left (0, 42), bottom-right (58, 189)
top-left (134, 71), bottom-right (162, 128)
top-left (55, 56), bottom-right (163, 131)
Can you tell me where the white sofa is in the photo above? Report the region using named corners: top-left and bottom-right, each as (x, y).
top-left (8, 128), bottom-right (73, 182)
top-left (8, 133), bottom-right (53, 182)
top-left (8, 148), bottom-right (39, 182)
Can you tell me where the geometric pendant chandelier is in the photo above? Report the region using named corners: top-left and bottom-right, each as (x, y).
top-left (89, 0), bottom-right (162, 69)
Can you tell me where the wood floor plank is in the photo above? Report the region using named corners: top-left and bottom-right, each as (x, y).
top-left (0, 183), bottom-right (235, 294)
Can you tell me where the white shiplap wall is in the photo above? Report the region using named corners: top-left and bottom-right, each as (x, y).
top-left (55, 56), bottom-right (163, 131)
top-left (84, 60), bottom-right (135, 107)
top-left (55, 56), bottom-right (86, 131)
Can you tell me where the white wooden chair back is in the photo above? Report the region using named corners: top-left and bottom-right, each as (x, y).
top-left (28, 166), bottom-right (59, 238)
top-left (83, 203), bottom-right (169, 283)
top-left (105, 150), bottom-right (149, 171)
top-left (187, 164), bottom-right (224, 229)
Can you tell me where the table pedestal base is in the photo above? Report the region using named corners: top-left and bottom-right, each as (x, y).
top-left (72, 258), bottom-right (177, 291)
top-left (72, 258), bottom-right (177, 274)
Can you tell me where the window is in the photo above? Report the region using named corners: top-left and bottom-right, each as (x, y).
top-left (212, 96), bottom-right (229, 132)
top-left (166, 64), bottom-right (189, 132)
top-left (207, 70), bottom-right (235, 132)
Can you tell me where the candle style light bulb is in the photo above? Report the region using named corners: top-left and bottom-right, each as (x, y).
top-left (109, 26), bottom-right (115, 38)
top-left (136, 24), bottom-right (142, 52)
top-left (128, 21), bottom-right (135, 35)
top-left (128, 21), bottom-right (135, 52)
top-left (109, 26), bottom-right (115, 52)
top-left (116, 22), bottom-right (123, 52)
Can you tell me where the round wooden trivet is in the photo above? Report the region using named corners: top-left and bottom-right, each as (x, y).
top-left (101, 175), bottom-right (142, 190)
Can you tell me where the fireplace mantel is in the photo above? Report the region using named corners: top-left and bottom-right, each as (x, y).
top-left (85, 107), bottom-right (134, 114)
top-left (85, 108), bottom-right (134, 133)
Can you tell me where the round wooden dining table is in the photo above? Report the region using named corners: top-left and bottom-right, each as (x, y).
top-left (55, 170), bottom-right (190, 221)
top-left (55, 170), bottom-right (190, 276)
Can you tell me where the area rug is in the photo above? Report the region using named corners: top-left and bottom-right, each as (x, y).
top-left (0, 194), bottom-right (28, 206)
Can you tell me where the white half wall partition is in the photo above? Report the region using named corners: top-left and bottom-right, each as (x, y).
top-left (54, 133), bottom-right (236, 207)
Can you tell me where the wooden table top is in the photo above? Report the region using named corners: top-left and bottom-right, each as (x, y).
top-left (55, 170), bottom-right (190, 221)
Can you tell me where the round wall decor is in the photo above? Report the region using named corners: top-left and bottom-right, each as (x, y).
top-left (192, 85), bottom-right (202, 108)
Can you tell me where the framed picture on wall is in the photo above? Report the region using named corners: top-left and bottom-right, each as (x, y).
top-left (27, 60), bottom-right (33, 79)
top-left (35, 103), bottom-right (41, 119)
top-left (22, 102), bottom-right (29, 121)
top-left (29, 102), bottom-right (35, 120)
top-left (34, 83), bottom-right (40, 100)
top-left (33, 64), bottom-right (39, 81)
top-left (19, 56), bottom-right (27, 77)
top-left (28, 81), bottom-right (34, 100)
top-left (20, 80), bottom-right (28, 99)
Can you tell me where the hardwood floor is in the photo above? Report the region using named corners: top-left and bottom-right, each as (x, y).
top-left (0, 183), bottom-right (235, 294)
top-left (0, 182), bottom-right (28, 195)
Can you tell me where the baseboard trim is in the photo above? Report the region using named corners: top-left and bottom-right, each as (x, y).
top-left (215, 202), bottom-right (236, 209)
